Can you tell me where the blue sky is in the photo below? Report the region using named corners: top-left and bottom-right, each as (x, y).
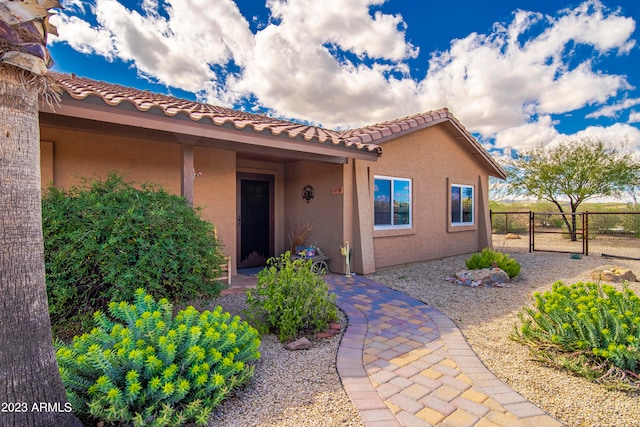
top-left (48, 0), bottom-right (640, 158)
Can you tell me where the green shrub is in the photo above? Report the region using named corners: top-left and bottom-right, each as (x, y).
top-left (56, 289), bottom-right (261, 426)
top-left (43, 173), bottom-right (226, 327)
top-left (245, 252), bottom-right (338, 341)
top-left (513, 281), bottom-right (640, 390)
top-left (465, 247), bottom-right (521, 278)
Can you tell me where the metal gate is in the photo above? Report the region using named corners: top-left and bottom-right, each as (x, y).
top-left (585, 212), bottom-right (640, 260)
top-left (530, 212), bottom-right (585, 254)
top-left (490, 210), bottom-right (640, 260)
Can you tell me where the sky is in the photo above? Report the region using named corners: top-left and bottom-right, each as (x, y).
top-left (47, 0), bottom-right (640, 159)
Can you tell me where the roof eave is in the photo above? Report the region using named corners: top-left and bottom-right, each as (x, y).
top-left (41, 93), bottom-right (381, 162)
top-left (46, 72), bottom-right (382, 161)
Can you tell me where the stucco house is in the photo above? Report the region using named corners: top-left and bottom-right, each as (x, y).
top-left (38, 72), bottom-right (506, 276)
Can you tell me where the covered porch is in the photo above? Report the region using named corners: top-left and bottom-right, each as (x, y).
top-left (39, 73), bottom-right (381, 278)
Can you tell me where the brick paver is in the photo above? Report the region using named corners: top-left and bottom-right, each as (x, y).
top-left (227, 271), bottom-right (563, 427)
top-left (327, 274), bottom-right (564, 427)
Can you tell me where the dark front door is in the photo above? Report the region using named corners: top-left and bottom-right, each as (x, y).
top-left (237, 174), bottom-right (274, 268)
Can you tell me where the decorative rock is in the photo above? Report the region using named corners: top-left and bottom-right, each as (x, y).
top-left (591, 265), bottom-right (637, 282)
top-left (284, 337), bottom-right (312, 351)
top-left (328, 322), bottom-right (341, 331)
top-left (452, 268), bottom-right (511, 288)
top-left (505, 233), bottom-right (521, 239)
top-left (474, 268), bottom-right (510, 284)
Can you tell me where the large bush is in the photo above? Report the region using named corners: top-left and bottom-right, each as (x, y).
top-left (513, 281), bottom-right (640, 391)
top-left (465, 247), bottom-right (521, 278)
top-left (245, 252), bottom-right (338, 341)
top-left (43, 173), bottom-right (226, 326)
top-left (56, 289), bottom-right (261, 427)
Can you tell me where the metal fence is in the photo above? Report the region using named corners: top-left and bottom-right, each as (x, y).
top-left (490, 210), bottom-right (640, 260)
top-left (586, 212), bottom-right (640, 259)
top-left (490, 211), bottom-right (530, 252)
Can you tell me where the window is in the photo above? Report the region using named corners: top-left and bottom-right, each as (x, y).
top-left (374, 176), bottom-right (411, 229)
top-left (451, 184), bottom-right (474, 225)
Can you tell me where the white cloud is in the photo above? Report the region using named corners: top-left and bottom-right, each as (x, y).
top-left (228, 0), bottom-right (420, 127)
top-left (48, 0), bottom-right (638, 153)
top-left (58, 0), bottom-right (87, 14)
top-left (630, 111), bottom-right (640, 123)
top-left (266, 0), bottom-right (418, 62)
top-left (587, 98), bottom-right (640, 119)
top-left (551, 123), bottom-right (640, 151)
top-left (50, 14), bottom-right (116, 58)
top-left (494, 121), bottom-right (640, 155)
top-left (493, 116), bottom-right (560, 151)
top-left (416, 0), bottom-right (635, 141)
top-left (532, 1), bottom-right (636, 55)
top-left (51, 0), bottom-right (254, 92)
top-left (536, 61), bottom-right (627, 114)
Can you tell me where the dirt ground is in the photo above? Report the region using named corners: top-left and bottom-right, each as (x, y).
top-left (493, 231), bottom-right (640, 260)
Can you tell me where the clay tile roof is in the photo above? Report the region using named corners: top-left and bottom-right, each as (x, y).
top-left (337, 109), bottom-right (449, 146)
top-left (339, 109), bottom-right (506, 177)
top-left (48, 72), bottom-right (505, 176)
top-left (50, 72), bottom-right (379, 154)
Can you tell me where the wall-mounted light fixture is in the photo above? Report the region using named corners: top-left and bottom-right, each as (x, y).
top-left (302, 185), bottom-right (314, 203)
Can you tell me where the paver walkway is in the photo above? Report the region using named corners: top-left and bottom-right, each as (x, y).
top-left (326, 274), bottom-right (564, 427)
top-left (225, 271), bottom-right (564, 426)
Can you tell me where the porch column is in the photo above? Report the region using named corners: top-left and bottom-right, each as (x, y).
top-left (352, 160), bottom-right (376, 274)
top-left (477, 174), bottom-right (492, 249)
top-left (181, 144), bottom-right (194, 206)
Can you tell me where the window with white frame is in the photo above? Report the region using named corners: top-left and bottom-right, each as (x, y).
top-left (374, 176), bottom-right (412, 229)
top-left (451, 184), bottom-right (474, 226)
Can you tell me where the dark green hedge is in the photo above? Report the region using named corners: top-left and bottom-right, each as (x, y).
top-left (43, 173), bottom-right (226, 327)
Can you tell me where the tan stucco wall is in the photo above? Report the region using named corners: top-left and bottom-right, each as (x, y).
top-left (39, 128), bottom-right (238, 272)
top-left (40, 140), bottom-right (54, 188)
top-left (357, 125), bottom-right (494, 270)
top-left (193, 147), bottom-right (236, 272)
top-left (40, 128), bottom-right (181, 193)
top-left (38, 120), bottom-right (496, 276)
top-left (284, 160), bottom-right (345, 273)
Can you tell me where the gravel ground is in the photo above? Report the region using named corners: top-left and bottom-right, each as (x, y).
top-left (198, 251), bottom-right (640, 427)
top-left (371, 250), bottom-right (640, 427)
top-left (191, 293), bottom-right (364, 427)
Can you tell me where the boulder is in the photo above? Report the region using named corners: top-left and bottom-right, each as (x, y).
top-left (453, 268), bottom-right (510, 287)
top-left (474, 268), bottom-right (510, 285)
top-left (284, 337), bottom-right (312, 351)
top-left (591, 265), bottom-right (637, 283)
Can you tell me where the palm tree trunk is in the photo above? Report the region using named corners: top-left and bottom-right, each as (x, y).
top-left (0, 68), bottom-right (82, 426)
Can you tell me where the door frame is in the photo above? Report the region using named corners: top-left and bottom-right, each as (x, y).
top-left (236, 173), bottom-right (275, 268)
